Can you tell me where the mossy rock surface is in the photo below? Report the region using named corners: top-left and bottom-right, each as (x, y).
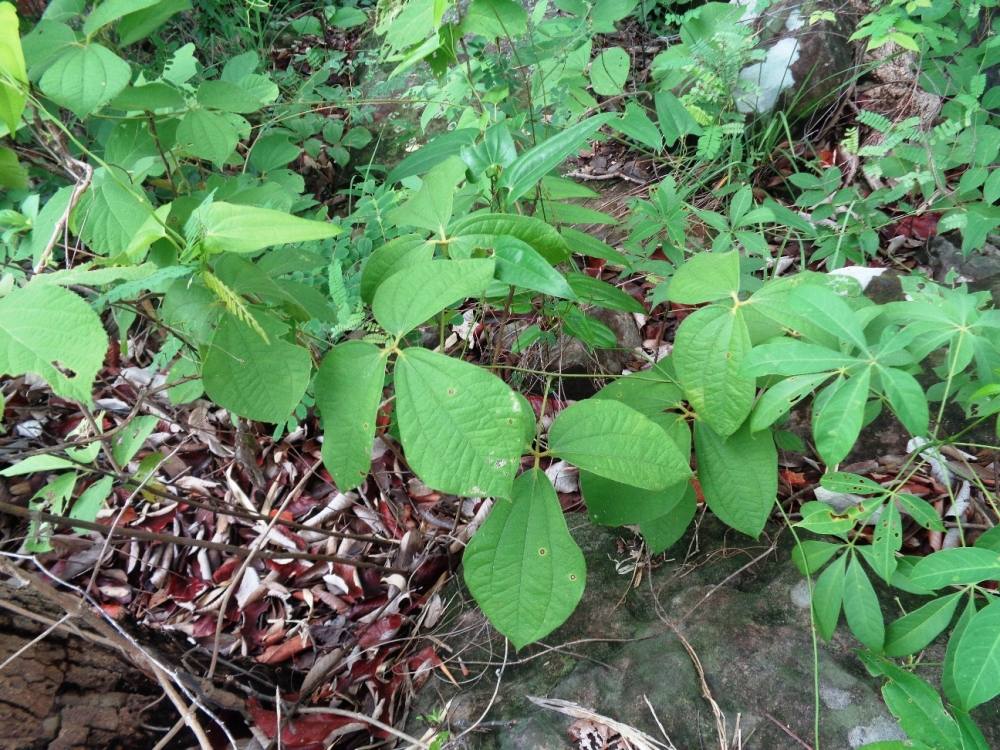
top-left (411, 519), bottom-right (1000, 749)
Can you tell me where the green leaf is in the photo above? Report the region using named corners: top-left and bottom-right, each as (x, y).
top-left (461, 0), bottom-right (527, 37)
top-left (494, 237), bottom-right (575, 298)
top-left (69, 475), bottom-right (113, 532)
top-left (117, 0), bottom-right (191, 46)
top-left (0, 454), bottom-right (76, 477)
top-left (666, 251), bottom-right (740, 304)
top-left (500, 114), bottom-right (614, 203)
top-left (896, 493), bottom-right (945, 531)
top-left (884, 592), bottom-right (962, 657)
top-left (191, 202), bottom-right (340, 256)
top-left (812, 553), bottom-right (846, 640)
top-left (750, 372), bottom-right (832, 432)
top-left (360, 235), bottom-right (435, 304)
top-left (592, 361), bottom-right (683, 416)
top-left (372, 259), bottom-right (495, 337)
top-left (743, 339), bottom-right (858, 377)
top-left (387, 128), bottom-right (479, 183)
top-left (694, 420), bottom-right (776, 537)
top-left (582, 472), bottom-right (692, 526)
top-left (196, 79), bottom-right (262, 114)
top-left (864, 656), bottom-right (964, 750)
top-left (750, 283), bottom-right (869, 352)
top-left (843, 553), bottom-right (884, 649)
top-left (39, 43), bottom-right (131, 119)
top-left (74, 167), bottom-right (154, 257)
top-left (395, 348), bottom-right (523, 497)
top-left (110, 414), bottom-right (157, 466)
top-left (83, 0), bottom-right (160, 36)
top-left (910, 547), bottom-right (1000, 589)
top-left (110, 81), bottom-right (186, 111)
top-left (0, 1), bottom-right (28, 133)
top-left (589, 47), bottom-right (629, 96)
top-left (639, 484), bottom-right (697, 553)
top-left (878, 366), bottom-right (929, 436)
top-left (548, 399), bottom-right (691, 490)
top-left (943, 597), bottom-right (977, 704)
top-left (316, 341), bottom-right (388, 490)
top-left (791, 539), bottom-right (842, 575)
top-left (820, 471), bottom-right (886, 495)
top-left (565, 272), bottom-right (644, 313)
top-left (449, 212), bottom-right (570, 264)
top-left (813, 369), bottom-right (871, 466)
top-left (176, 109), bottom-right (238, 166)
top-left (26, 472), bottom-right (77, 553)
top-left (463, 468), bottom-right (585, 649)
top-left (202, 312), bottom-right (311, 424)
top-left (654, 91), bottom-right (701, 147)
top-left (870, 500), bottom-right (902, 582)
top-left (0, 283), bottom-right (107, 402)
top-left (674, 305), bottom-right (755, 437)
top-left (388, 157), bottom-right (466, 238)
top-left (950, 599), bottom-right (1000, 710)
top-left (0, 145), bottom-right (26, 188)
top-left (616, 102), bottom-right (662, 151)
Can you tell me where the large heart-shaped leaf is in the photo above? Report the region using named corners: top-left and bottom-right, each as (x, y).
top-left (395, 348), bottom-right (523, 497)
top-left (463, 468), bottom-right (585, 649)
top-left (449, 212), bottom-right (570, 263)
top-left (0, 283), bottom-right (108, 402)
top-left (39, 43), bottom-right (131, 118)
top-left (548, 399), bottom-right (690, 490)
top-left (694, 420), bottom-right (776, 537)
top-left (202, 312), bottom-right (311, 423)
top-left (316, 341), bottom-right (388, 489)
top-left (666, 251), bottom-right (740, 305)
top-left (359, 234), bottom-right (434, 304)
top-left (373, 259), bottom-right (495, 337)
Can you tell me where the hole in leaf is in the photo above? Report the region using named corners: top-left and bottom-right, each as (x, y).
top-left (538, 547), bottom-right (547, 556)
top-left (50, 361), bottom-right (77, 378)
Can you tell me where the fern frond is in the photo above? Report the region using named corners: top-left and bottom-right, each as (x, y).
top-left (857, 109), bottom-right (893, 132)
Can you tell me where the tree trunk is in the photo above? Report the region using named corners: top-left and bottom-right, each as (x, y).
top-left (0, 578), bottom-right (167, 750)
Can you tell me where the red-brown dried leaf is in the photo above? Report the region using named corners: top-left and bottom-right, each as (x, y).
top-left (248, 698), bottom-right (357, 750)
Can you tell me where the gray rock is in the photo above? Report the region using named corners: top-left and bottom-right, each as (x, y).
top-left (411, 521), bottom-right (1000, 749)
top-left (733, 0), bottom-right (858, 118)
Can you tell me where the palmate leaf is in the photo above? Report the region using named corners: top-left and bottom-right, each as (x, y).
top-left (813, 368), bottom-right (872, 466)
top-left (395, 348), bottom-right (523, 498)
top-left (201, 312), bottom-right (311, 424)
top-left (843, 553), bottom-right (884, 650)
top-left (949, 599), bottom-right (1000, 711)
top-left (316, 341), bottom-right (388, 490)
top-left (548, 400), bottom-right (691, 490)
top-left (463, 468), bottom-right (585, 649)
top-left (0, 283), bottom-right (108, 402)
